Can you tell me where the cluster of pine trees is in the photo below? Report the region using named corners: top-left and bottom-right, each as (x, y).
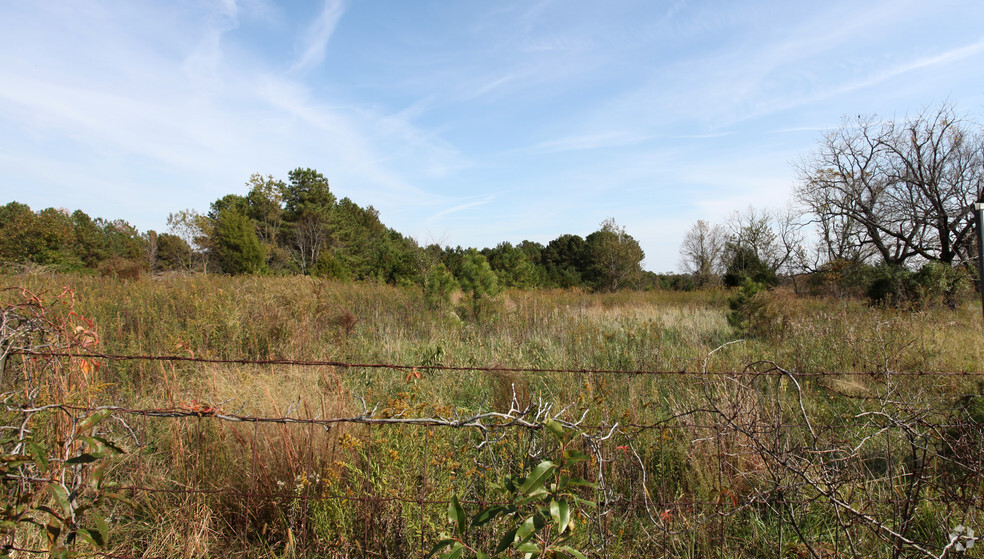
top-left (1, 168), bottom-right (667, 292)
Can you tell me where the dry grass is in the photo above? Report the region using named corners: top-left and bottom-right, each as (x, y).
top-left (3, 272), bottom-right (983, 557)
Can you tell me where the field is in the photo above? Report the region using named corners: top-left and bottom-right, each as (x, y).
top-left (2, 273), bottom-right (983, 558)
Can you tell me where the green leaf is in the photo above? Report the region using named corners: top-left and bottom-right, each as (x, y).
top-left (566, 477), bottom-right (597, 489)
top-left (425, 538), bottom-right (457, 558)
top-left (516, 515), bottom-right (544, 542)
top-left (544, 418), bottom-right (564, 439)
top-left (0, 456), bottom-right (31, 469)
top-left (519, 461), bottom-right (556, 496)
top-left (558, 545), bottom-right (588, 558)
top-left (471, 505), bottom-right (505, 527)
top-left (448, 495), bottom-right (466, 535)
top-left (48, 484), bottom-right (72, 519)
top-left (552, 500), bottom-right (571, 534)
top-left (495, 527), bottom-right (518, 554)
top-left (66, 453), bottom-right (99, 465)
top-left (563, 449), bottom-right (590, 465)
top-left (476, 552), bottom-right (490, 559)
top-left (575, 497), bottom-right (597, 508)
top-left (77, 527), bottom-right (105, 548)
top-left (93, 511), bottom-right (109, 547)
top-left (79, 437), bottom-right (126, 454)
top-left (516, 541), bottom-right (539, 553)
top-left (28, 442), bottom-right (49, 473)
top-left (89, 436), bottom-right (125, 454)
top-left (90, 458), bottom-right (110, 490)
top-left (446, 545), bottom-right (464, 559)
top-left (75, 410), bottom-right (112, 433)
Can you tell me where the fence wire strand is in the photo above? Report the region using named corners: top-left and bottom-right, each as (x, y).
top-left (4, 347), bottom-right (984, 558)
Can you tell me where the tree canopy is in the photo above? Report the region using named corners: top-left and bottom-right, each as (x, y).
top-left (1, 170), bottom-right (650, 293)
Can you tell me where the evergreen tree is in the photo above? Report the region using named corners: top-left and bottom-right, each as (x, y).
top-left (282, 168), bottom-right (335, 273)
top-left (424, 262), bottom-right (459, 309)
top-left (459, 249), bottom-right (500, 316)
top-left (214, 209), bottom-right (267, 275)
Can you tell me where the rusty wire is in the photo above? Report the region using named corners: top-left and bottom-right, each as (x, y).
top-left (11, 349), bottom-right (984, 377)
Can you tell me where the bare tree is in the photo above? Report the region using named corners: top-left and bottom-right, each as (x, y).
top-left (722, 206), bottom-right (806, 276)
top-left (679, 219), bottom-right (724, 286)
top-left (166, 209), bottom-right (210, 271)
top-left (797, 105), bottom-right (984, 267)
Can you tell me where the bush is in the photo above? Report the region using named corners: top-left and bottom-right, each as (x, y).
top-left (866, 264), bottom-right (917, 306)
top-left (97, 257), bottom-right (145, 280)
top-left (806, 258), bottom-right (875, 298)
top-left (727, 278), bottom-right (767, 336)
top-left (722, 246), bottom-right (777, 288)
top-left (913, 261), bottom-right (970, 308)
top-left (867, 261), bottom-right (969, 308)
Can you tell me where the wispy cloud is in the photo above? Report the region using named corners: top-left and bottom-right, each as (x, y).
top-left (2, 0), bottom-right (982, 271)
top-left (426, 196), bottom-right (495, 223)
top-left (290, 0), bottom-right (345, 74)
top-left (523, 131), bottom-right (653, 154)
top-left (819, 37), bottom-right (984, 99)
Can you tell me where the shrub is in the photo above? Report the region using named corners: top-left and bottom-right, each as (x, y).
top-left (97, 257), bottom-right (145, 280)
top-left (727, 278), bottom-right (767, 336)
top-left (867, 261), bottom-right (969, 308)
top-left (722, 245), bottom-right (777, 288)
top-left (866, 263), bottom-right (917, 306)
top-left (806, 258), bottom-right (875, 298)
top-left (424, 263), bottom-right (459, 309)
top-left (913, 261), bottom-right (970, 308)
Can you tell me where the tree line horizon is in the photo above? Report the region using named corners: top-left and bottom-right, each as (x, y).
top-left (0, 167), bottom-right (652, 296)
top-left (2, 103), bottom-right (981, 302)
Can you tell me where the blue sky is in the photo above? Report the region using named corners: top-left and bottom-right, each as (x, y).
top-left (2, 1), bottom-right (983, 271)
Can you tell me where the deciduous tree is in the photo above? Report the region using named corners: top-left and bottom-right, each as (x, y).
top-left (797, 104), bottom-right (984, 267)
top-left (282, 168), bottom-right (335, 273)
top-left (680, 219), bottom-right (724, 286)
top-left (586, 218), bottom-right (644, 292)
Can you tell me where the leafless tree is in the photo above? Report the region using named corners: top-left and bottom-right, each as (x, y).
top-left (722, 206), bottom-right (807, 276)
top-left (796, 104), bottom-right (984, 267)
top-left (679, 219), bottom-right (724, 286)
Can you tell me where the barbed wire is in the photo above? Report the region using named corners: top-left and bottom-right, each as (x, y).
top-left (11, 349), bottom-right (984, 377)
top-left (5, 332), bottom-right (983, 557)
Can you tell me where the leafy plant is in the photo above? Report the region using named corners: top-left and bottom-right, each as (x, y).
top-left (1, 408), bottom-right (125, 559)
top-left (1, 289), bottom-right (125, 558)
top-left (428, 419), bottom-right (594, 559)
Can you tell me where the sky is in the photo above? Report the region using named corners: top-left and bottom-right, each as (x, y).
top-left (2, 1), bottom-right (983, 272)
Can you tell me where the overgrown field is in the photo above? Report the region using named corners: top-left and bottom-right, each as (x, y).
top-left (2, 273), bottom-right (983, 558)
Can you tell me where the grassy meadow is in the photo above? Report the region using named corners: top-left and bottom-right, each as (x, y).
top-left (2, 272), bottom-right (983, 558)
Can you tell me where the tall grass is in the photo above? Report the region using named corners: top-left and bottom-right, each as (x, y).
top-left (2, 272), bottom-right (982, 557)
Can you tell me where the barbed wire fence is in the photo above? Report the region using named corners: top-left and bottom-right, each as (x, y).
top-left (2, 290), bottom-right (983, 558)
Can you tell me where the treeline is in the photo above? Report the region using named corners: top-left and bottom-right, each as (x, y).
top-left (1, 168), bottom-right (675, 293)
top-left (0, 202), bottom-right (147, 275)
top-left (679, 103), bottom-right (983, 307)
